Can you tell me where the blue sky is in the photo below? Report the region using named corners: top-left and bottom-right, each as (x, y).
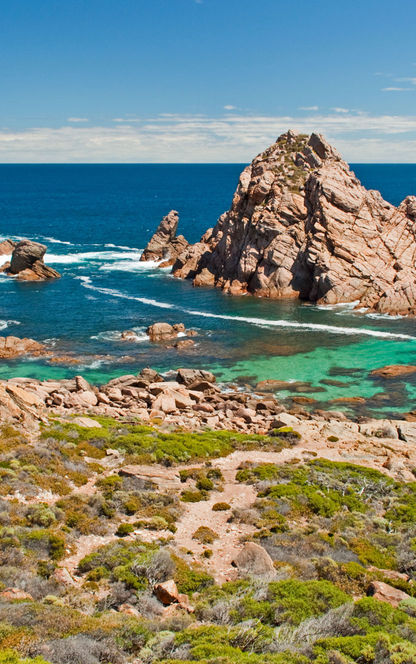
top-left (1, 0), bottom-right (416, 162)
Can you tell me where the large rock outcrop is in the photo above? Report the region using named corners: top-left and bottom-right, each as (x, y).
top-left (140, 210), bottom-right (188, 265)
top-left (1, 240), bottom-right (61, 281)
top-left (160, 131), bottom-right (416, 315)
top-left (0, 336), bottom-right (46, 359)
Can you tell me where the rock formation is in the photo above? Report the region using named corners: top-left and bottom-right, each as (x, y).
top-left (146, 322), bottom-right (197, 343)
top-left (144, 131), bottom-right (416, 315)
top-left (0, 239), bottom-right (17, 255)
top-left (140, 210), bottom-right (188, 265)
top-left (0, 239), bottom-right (61, 281)
top-left (0, 336), bottom-right (46, 359)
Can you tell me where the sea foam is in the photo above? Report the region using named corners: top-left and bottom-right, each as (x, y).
top-left (77, 277), bottom-right (416, 341)
top-left (0, 320), bottom-right (20, 331)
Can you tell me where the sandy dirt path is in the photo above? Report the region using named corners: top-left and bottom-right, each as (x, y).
top-left (58, 428), bottom-right (416, 581)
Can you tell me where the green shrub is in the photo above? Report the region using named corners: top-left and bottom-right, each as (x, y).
top-left (181, 490), bottom-right (206, 503)
top-left (116, 523), bottom-right (135, 537)
top-left (196, 477), bottom-right (214, 491)
top-left (23, 529), bottom-right (65, 560)
top-left (212, 502), bottom-right (231, 511)
top-left (0, 651), bottom-right (50, 664)
top-left (192, 527), bottom-right (218, 544)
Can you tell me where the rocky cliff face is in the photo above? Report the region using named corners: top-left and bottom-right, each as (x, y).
top-left (147, 130), bottom-right (416, 315)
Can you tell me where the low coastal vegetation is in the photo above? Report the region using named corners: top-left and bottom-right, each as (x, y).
top-left (41, 417), bottom-right (285, 465)
top-left (0, 418), bottom-right (415, 663)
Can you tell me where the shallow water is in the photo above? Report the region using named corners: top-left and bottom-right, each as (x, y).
top-left (1, 163), bottom-right (416, 417)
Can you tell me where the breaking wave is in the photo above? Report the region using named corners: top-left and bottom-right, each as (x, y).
top-left (0, 319), bottom-right (20, 331)
top-left (77, 277), bottom-right (416, 341)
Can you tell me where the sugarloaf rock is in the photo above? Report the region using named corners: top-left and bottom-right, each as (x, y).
top-left (143, 131), bottom-right (416, 315)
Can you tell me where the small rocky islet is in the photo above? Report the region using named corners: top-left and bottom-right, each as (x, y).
top-left (144, 130), bottom-right (416, 316)
top-left (0, 239), bottom-right (61, 281)
top-left (2, 132), bottom-right (416, 664)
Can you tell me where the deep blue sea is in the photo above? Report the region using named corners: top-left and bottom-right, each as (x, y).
top-left (1, 163), bottom-right (416, 418)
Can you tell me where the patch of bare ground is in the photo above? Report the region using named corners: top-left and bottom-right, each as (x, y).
top-left (52, 418), bottom-right (416, 582)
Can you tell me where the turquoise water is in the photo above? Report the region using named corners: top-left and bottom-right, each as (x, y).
top-left (1, 163), bottom-right (416, 418)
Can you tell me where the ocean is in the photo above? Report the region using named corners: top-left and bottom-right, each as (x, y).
top-left (1, 163), bottom-right (416, 419)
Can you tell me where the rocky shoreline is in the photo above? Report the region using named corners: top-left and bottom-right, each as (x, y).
top-left (2, 363), bottom-right (416, 474)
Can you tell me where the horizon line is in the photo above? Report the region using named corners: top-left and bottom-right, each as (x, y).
top-left (1, 161), bottom-right (416, 166)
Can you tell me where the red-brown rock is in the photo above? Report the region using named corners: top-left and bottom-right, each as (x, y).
top-left (141, 210), bottom-right (188, 263)
top-left (154, 579), bottom-right (180, 605)
top-left (370, 365), bottom-right (416, 379)
top-left (168, 130), bottom-right (416, 316)
top-left (368, 580), bottom-right (411, 607)
top-left (0, 336), bottom-right (45, 359)
top-left (0, 587), bottom-right (33, 601)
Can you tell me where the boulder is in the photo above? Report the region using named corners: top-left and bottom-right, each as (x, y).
top-left (370, 365), bottom-right (416, 379)
top-left (232, 542), bottom-right (276, 578)
top-left (139, 367), bottom-right (163, 383)
top-left (16, 263), bottom-right (61, 281)
top-left (176, 368), bottom-right (216, 386)
top-left (0, 587), bottom-right (33, 601)
top-left (0, 239), bottom-right (17, 255)
top-left (141, 210), bottom-right (189, 264)
top-left (75, 375), bottom-right (92, 392)
top-left (53, 568), bottom-right (76, 587)
top-left (165, 130), bottom-right (416, 316)
top-left (397, 422), bottom-right (416, 446)
top-left (270, 412), bottom-right (300, 428)
top-left (0, 336), bottom-right (45, 360)
top-left (6, 384), bottom-right (45, 409)
top-left (147, 322), bottom-right (176, 341)
top-left (10, 240), bottom-right (46, 273)
top-left (72, 391), bottom-right (98, 408)
top-left (359, 419), bottom-right (398, 439)
top-left (368, 581), bottom-right (411, 607)
top-left (72, 416), bottom-right (102, 429)
top-left (7, 240), bottom-right (60, 281)
top-left (152, 393), bottom-right (177, 413)
top-left (118, 603), bottom-right (141, 617)
top-left (154, 579), bottom-right (180, 605)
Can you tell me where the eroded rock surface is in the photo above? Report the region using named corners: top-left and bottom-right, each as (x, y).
top-left (141, 210), bottom-right (189, 265)
top-left (0, 336), bottom-right (46, 359)
top-left (163, 130), bottom-right (416, 315)
top-left (1, 240), bottom-right (61, 281)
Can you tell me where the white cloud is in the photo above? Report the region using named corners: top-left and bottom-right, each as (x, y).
top-left (1, 112), bottom-right (416, 163)
top-left (299, 106), bottom-right (319, 111)
top-left (67, 117), bottom-right (89, 122)
top-left (224, 105), bottom-right (237, 111)
top-left (331, 107), bottom-right (349, 113)
top-left (382, 87), bottom-right (412, 92)
top-left (112, 117), bottom-right (141, 122)
top-left (396, 77), bottom-right (416, 85)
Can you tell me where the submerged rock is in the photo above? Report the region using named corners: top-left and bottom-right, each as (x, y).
top-left (153, 130), bottom-right (416, 316)
top-left (370, 365), bottom-right (416, 379)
